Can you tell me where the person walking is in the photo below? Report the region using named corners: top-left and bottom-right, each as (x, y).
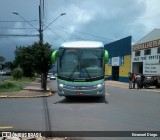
top-left (132, 73), bottom-right (136, 89)
top-left (136, 73), bottom-right (141, 89)
top-left (141, 74), bottom-right (145, 89)
top-left (128, 72), bottom-right (132, 89)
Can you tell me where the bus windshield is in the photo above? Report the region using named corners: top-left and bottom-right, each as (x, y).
top-left (58, 48), bottom-right (104, 81)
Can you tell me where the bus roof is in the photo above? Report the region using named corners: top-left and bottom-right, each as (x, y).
top-left (61, 41), bottom-right (104, 48)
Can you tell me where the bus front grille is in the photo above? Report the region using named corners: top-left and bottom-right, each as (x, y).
top-left (64, 85), bottom-right (97, 90)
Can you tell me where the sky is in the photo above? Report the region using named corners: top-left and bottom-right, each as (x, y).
top-left (0, 0), bottom-right (160, 61)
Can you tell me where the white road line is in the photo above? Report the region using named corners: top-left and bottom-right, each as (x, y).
top-left (0, 126), bottom-right (13, 129)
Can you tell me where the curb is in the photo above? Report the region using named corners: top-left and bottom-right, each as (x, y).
top-left (4, 80), bottom-right (32, 84)
top-left (106, 81), bottom-right (160, 93)
top-left (0, 90), bottom-right (56, 98)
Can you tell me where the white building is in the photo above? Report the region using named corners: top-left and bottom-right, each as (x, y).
top-left (132, 29), bottom-right (160, 75)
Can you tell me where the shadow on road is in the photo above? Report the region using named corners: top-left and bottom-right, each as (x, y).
top-left (53, 96), bottom-right (108, 104)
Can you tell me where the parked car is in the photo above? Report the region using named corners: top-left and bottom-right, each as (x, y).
top-left (47, 73), bottom-right (52, 78)
top-left (50, 74), bottom-right (56, 80)
top-left (142, 75), bottom-right (160, 88)
top-left (5, 71), bottom-right (11, 76)
top-left (0, 70), bottom-right (11, 76)
top-left (0, 70), bottom-right (6, 75)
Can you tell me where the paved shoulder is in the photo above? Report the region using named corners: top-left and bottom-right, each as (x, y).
top-left (106, 80), bottom-right (160, 93)
top-left (0, 81), bottom-right (53, 98)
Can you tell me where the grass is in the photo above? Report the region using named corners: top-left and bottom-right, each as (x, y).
top-left (0, 76), bottom-right (35, 93)
top-left (0, 82), bottom-right (23, 92)
top-left (6, 76), bottom-right (35, 83)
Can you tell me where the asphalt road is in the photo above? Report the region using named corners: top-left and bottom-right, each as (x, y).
top-left (0, 80), bottom-right (160, 140)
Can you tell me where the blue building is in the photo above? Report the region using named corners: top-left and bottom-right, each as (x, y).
top-left (105, 36), bottom-right (132, 82)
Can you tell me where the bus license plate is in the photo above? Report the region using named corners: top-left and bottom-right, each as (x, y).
top-left (76, 92), bottom-right (84, 95)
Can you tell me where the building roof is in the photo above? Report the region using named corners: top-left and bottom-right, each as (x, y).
top-left (135, 28), bottom-right (160, 45)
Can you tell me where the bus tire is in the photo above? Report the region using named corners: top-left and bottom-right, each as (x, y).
top-left (65, 96), bottom-right (73, 99)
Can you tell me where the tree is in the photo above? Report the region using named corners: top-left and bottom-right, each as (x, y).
top-left (14, 46), bottom-right (35, 77)
top-left (12, 67), bottom-right (23, 80)
top-left (4, 61), bottom-right (14, 70)
top-left (14, 42), bottom-right (52, 90)
top-left (0, 56), bottom-right (5, 63)
top-left (0, 56), bottom-right (5, 70)
top-left (31, 42), bottom-right (52, 90)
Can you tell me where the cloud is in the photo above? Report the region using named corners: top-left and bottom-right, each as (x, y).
top-left (45, 0), bottom-right (148, 44)
top-left (137, 0), bottom-right (160, 30)
top-left (1, 0), bottom-right (160, 60)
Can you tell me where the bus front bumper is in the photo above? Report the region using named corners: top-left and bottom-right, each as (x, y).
top-left (58, 87), bottom-right (105, 97)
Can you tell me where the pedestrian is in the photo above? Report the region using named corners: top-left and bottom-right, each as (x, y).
top-left (132, 73), bottom-right (136, 89)
top-left (136, 73), bottom-right (141, 89)
top-left (128, 72), bottom-right (132, 89)
top-left (141, 74), bottom-right (145, 89)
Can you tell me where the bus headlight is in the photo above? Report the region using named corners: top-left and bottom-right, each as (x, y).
top-left (59, 84), bottom-right (64, 88)
top-left (97, 84), bottom-right (102, 88)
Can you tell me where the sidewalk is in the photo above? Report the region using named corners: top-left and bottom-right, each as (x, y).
top-left (106, 80), bottom-right (160, 93)
top-left (106, 80), bottom-right (128, 88)
top-left (0, 79), bottom-right (53, 98)
top-left (1, 79), bottom-right (159, 98)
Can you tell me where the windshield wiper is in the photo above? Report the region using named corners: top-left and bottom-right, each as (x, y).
top-left (81, 65), bottom-right (91, 78)
top-left (69, 65), bottom-right (78, 79)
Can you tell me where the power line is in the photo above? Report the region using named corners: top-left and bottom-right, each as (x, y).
top-left (43, 24), bottom-right (83, 41)
top-left (0, 34), bottom-right (38, 37)
top-left (43, 13), bottom-right (66, 31)
top-left (0, 27), bottom-right (36, 30)
top-left (43, 34), bottom-right (61, 40)
top-left (43, 25), bottom-right (66, 41)
top-left (13, 13), bottom-right (39, 31)
top-left (132, 37), bottom-right (136, 44)
top-left (54, 26), bottom-right (86, 40)
top-left (54, 25), bottom-right (114, 41)
top-left (43, 22), bottom-right (112, 41)
top-left (0, 20), bottom-right (38, 23)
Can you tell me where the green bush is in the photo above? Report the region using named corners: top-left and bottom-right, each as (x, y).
top-left (0, 82), bottom-right (15, 89)
top-left (0, 82), bottom-right (23, 92)
top-left (12, 67), bottom-right (23, 80)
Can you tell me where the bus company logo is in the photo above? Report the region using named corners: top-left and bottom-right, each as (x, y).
top-left (2, 132), bottom-right (11, 137)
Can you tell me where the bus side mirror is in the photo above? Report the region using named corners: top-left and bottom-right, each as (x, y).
top-left (51, 50), bottom-right (58, 64)
top-left (104, 50), bottom-right (109, 64)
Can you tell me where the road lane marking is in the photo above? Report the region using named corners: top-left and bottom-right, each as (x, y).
top-left (0, 126), bottom-right (13, 129)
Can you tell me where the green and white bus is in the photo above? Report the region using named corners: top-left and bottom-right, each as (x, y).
top-left (51, 41), bottom-right (109, 98)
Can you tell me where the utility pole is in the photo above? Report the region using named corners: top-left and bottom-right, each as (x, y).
top-left (13, 0), bottom-right (66, 90)
top-left (38, 1), bottom-right (66, 90)
top-left (39, 5), bottom-right (43, 45)
top-left (39, 2), bottom-right (46, 89)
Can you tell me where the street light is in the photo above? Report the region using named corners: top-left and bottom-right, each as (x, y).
top-left (12, 11), bottom-right (66, 32)
top-left (43, 13), bottom-right (66, 31)
top-left (12, 11), bottom-right (66, 44)
top-left (12, 11), bottom-right (38, 31)
top-left (12, 11), bottom-right (18, 15)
